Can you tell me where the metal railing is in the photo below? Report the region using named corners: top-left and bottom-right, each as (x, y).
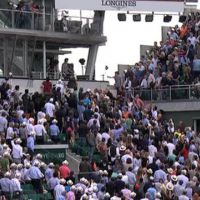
top-left (132, 84), bottom-right (200, 101)
top-left (0, 8), bottom-right (98, 35)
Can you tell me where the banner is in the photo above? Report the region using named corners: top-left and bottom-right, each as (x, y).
top-left (55, 0), bottom-right (185, 12)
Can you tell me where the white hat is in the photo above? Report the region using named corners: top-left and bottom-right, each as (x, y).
top-left (29, 118), bottom-right (34, 123)
top-left (119, 145), bottom-right (126, 151)
top-left (67, 180), bottom-right (73, 186)
top-left (130, 192), bottom-right (136, 198)
top-left (118, 173), bottom-right (122, 178)
top-left (4, 171), bottom-right (11, 177)
top-left (60, 178), bottom-right (66, 184)
top-left (49, 98), bottom-right (54, 102)
top-left (25, 163), bottom-right (31, 168)
top-left (40, 162), bottom-right (46, 168)
top-left (36, 154), bottom-right (42, 159)
top-left (22, 121), bottom-right (27, 126)
top-left (10, 163), bottom-right (17, 169)
top-left (171, 175), bottom-right (177, 182)
top-left (86, 88), bottom-right (91, 92)
top-left (52, 119), bottom-right (58, 124)
top-left (103, 170), bottom-right (108, 175)
top-left (156, 192), bottom-right (161, 198)
top-left (150, 176), bottom-right (154, 181)
top-left (93, 186), bottom-right (98, 193)
top-left (167, 168), bottom-right (173, 174)
top-left (34, 160), bottom-right (40, 166)
top-left (15, 138), bottom-right (22, 144)
top-left (99, 170), bottom-right (103, 175)
top-left (181, 169), bottom-right (187, 175)
top-left (147, 168), bottom-right (153, 174)
top-left (3, 143), bottom-right (8, 148)
top-left (62, 160), bottom-right (69, 165)
top-left (77, 186), bottom-right (83, 192)
top-left (166, 182), bottom-right (174, 191)
top-left (134, 129), bottom-right (139, 133)
top-left (17, 164), bottom-right (23, 169)
top-left (71, 185), bottom-right (76, 191)
top-left (104, 193), bottom-right (110, 198)
top-left (48, 162), bottom-right (55, 168)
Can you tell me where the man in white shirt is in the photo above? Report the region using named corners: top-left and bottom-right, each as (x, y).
top-left (187, 32), bottom-right (196, 47)
top-left (148, 142), bottom-right (157, 158)
top-left (54, 179), bottom-right (66, 200)
top-left (0, 112), bottom-right (7, 137)
top-left (11, 173), bottom-right (23, 199)
top-left (34, 120), bottom-right (47, 144)
top-left (44, 98), bottom-right (55, 118)
top-left (11, 139), bottom-right (23, 164)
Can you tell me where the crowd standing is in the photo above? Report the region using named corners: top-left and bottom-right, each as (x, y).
top-left (0, 71), bottom-right (199, 200)
top-left (0, 10), bottom-right (199, 200)
top-left (112, 12), bottom-right (200, 99)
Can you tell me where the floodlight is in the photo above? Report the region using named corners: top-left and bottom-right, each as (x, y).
top-left (163, 15), bottom-right (172, 22)
top-left (133, 14), bottom-right (141, 22)
top-left (118, 13), bottom-right (126, 21)
top-left (145, 14), bottom-right (153, 22)
top-left (179, 15), bottom-right (187, 23)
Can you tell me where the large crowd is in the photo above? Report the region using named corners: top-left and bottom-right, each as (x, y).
top-left (112, 12), bottom-right (200, 97)
top-left (0, 7), bottom-right (200, 200)
top-left (0, 73), bottom-right (199, 200)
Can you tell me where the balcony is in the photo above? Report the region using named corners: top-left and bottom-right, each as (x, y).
top-left (0, 8), bottom-right (107, 46)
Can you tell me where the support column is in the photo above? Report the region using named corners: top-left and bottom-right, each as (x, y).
top-left (85, 45), bottom-right (99, 80)
top-left (24, 40), bottom-right (28, 76)
top-left (42, 0), bottom-right (46, 31)
top-left (43, 41), bottom-right (46, 79)
top-left (3, 38), bottom-right (8, 77)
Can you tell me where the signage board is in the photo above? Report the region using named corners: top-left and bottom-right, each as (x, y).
top-left (55, 0), bottom-right (185, 12)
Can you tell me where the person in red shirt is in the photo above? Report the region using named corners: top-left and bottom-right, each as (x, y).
top-left (59, 160), bottom-right (71, 179)
top-left (41, 77), bottom-right (52, 97)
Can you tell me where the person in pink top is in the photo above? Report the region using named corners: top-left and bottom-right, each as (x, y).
top-left (59, 160), bottom-right (71, 179)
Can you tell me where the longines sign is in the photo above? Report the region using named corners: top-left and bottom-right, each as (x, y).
top-left (55, 0), bottom-right (184, 12)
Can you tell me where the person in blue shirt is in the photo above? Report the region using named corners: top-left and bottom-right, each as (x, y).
top-left (49, 119), bottom-right (60, 144)
top-left (26, 131), bottom-right (35, 158)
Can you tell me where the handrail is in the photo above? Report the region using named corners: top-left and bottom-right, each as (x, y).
top-left (0, 8), bottom-right (93, 20)
top-left (131, 84), bottom-right (200, 101)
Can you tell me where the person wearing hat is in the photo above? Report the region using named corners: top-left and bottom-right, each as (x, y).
top-left (11, 138), bottom-right (23, 164)
top-left (26, 131), bottom-right (35, 158)
top-left (47, 171), bottom-right (60, 196)
top-left (45, 162), bottom-right (55, 182)
top-left (34, 119), bottom-right (47, 144)
top-left (54, 178), bottom-right (66, 200)
top-left (44, 98), bottom-right (55, 119)
top-left (66, 185), bottom-right (76, 200)
top-left (18, 121), bottom-right (27, 147)
top-left (59, 160), bottom-right (71, 180)
top-left (0, 111), bottom-right (8, 138)
top-left (114, 173), bottom-right (125, 195)
top-left (0, 151), bottom-right (10, 173)
top-left (177, 169), bottom-right (189, 188)
top-left (0, 171), bottom-right (12, 199)
top-left (10, 172), bottom-right (23, 200)
top-left (27, 160), bottom-right (44, 193)
top-left (49, 119), bottom-right (60, 144)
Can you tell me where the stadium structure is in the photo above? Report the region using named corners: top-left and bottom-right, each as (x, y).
top-left (0, 0), bottom-right (199, 189)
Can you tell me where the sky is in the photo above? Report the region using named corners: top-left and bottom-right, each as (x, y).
top-left (59, 11), bottom-right (181, 84)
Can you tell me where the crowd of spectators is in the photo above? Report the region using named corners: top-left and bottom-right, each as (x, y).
top-left (113, 12), bottom-right (200, 98)
top-left (0, 74), bottom-right (199, 200)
